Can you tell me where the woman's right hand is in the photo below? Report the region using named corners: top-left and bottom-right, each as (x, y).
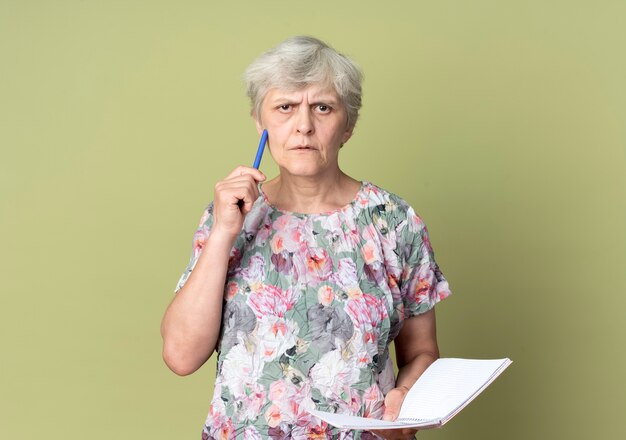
top-left (212, 166), bottom-right (266, 239)
top-left (160, 166), bottom-right (265, 376)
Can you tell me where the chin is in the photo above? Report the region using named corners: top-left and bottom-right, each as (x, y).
top-left (283, 164), bottom-right (326, 177)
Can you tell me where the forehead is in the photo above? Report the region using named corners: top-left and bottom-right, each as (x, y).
top-left (265, 85), bottom-right (341, 103)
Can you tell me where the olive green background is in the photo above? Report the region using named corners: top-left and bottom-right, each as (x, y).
top-left (1, 1), bottom-right (625, 439)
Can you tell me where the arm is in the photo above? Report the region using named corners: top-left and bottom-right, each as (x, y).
top-left (372, 206), bottom-right (450, 438)
top-left (394, 307), bottom-right (439, 391)
top-left (372, 308), bottom-right (439, 439)
top-left (160, 166), bottom-right (265, 376)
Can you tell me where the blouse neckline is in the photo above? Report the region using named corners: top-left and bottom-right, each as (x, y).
top-left (258, 181), bottom-right (368, 217)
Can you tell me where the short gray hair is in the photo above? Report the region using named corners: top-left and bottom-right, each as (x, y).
top-left (244, 36), bottom-right (363, 128)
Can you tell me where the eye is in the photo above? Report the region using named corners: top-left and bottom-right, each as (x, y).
top-left (277, 104), bottom-right (292, 112)
top-left (315, 104), bottom-right (331, 113)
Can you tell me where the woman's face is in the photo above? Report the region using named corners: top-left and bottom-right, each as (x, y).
top-left (256, 84), bottom-right (354, 179)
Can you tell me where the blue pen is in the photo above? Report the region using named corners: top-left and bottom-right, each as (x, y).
top-left (253, 129), bottom-right (268, 169)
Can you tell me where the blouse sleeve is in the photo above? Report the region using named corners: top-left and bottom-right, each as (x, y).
top-left (174, 203), bottom-right (214, 293)
top-left (397, 206), bottom-right (452, 319)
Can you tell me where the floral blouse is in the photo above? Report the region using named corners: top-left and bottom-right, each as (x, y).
top-left (175, 181), bottom-right (451, 439)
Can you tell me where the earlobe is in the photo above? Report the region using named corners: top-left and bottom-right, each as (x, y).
top-left (254, 114), bottom-right (264, 135)
top-left (341, 126), bottom-right (354, 144)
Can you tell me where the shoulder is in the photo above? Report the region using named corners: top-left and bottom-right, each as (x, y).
top-left (360, 181), bottom-right (411, 211)
top-left (358, 182), bottom-right (426, 232)
top-left (194, 202), bottom-right (215, 229)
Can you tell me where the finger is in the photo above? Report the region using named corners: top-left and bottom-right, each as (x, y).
top-left (370, 427), bottom-right (417, 440)
top-left (225, 166), bottom-right (266, 182)
top-left (238, 187), bottom-right (259, 215)
top-left (215, 183), bottom-right (259, 211)
top-left (216, 179), bottom-right (260, 200)
top-left (215, 180), bottom-right (261, 218)
top-left (382, 388), bottom-right (406, 421)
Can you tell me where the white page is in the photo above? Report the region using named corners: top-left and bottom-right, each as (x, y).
top-left (308, 358), bottom-right (511, 430)
top-left (307, 410), bottom-right (432, 430)
top-left (397, 358), bottom-right (510, 421)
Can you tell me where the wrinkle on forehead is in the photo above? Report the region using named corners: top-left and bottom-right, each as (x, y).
top-left (266, 85), bottom-right (341, 105)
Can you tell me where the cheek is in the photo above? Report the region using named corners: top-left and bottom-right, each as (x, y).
top-left (265, 134), bottom-right (285, 161)
top-left (326, 124), bottom-right (348, 146)
top-left (266, 119), bottom-right (291, 139)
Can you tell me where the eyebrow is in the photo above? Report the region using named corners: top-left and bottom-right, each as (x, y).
top-left (268, 94), bottom-right (340, 105)
top-left (310, 98), bottom-right (339, 105)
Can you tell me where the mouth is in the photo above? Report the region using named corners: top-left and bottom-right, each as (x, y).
top-left (290, 145), bottom-right (317, 151)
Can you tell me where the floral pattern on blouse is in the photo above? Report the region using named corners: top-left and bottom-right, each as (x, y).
top-left (175, 182), bottom-right (451, 439)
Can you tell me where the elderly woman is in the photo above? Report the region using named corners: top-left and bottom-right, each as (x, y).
top-left (161, 36), bottom-right (451, 440)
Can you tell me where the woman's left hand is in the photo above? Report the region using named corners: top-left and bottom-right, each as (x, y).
top-left (369, 386), bottom-right (418, 439)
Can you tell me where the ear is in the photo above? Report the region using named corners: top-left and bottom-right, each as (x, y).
top-left (341, 123), bottom-right (354, 145)
top-left (254, 114), bottom-right (264, 136)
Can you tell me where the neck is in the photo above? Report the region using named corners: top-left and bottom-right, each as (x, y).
top-left (264, 168), bottom-right (360, 214)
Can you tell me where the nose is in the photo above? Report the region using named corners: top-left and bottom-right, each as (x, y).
top-left (295, 106), bottom-right (314, 135)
